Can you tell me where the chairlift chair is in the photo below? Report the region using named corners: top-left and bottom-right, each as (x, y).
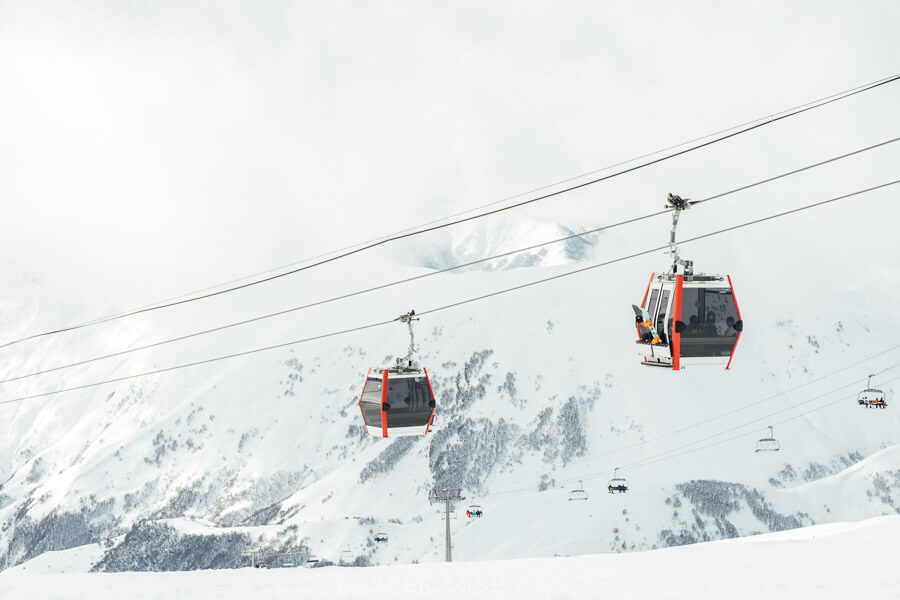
top-left (374, 533), bottom-right (389, 543)
top-left (466, 504), bottom-right (484, 518)
top-left (634, 194), bottom-right (743, 370)
top-left (568, 480), bottom-right (589, 501)
top-left (358, 311), bottom-right (437, 437)
top-left (340, 548), bottom-right (353, 563)
top-left (858, 374), bottom-right (887, 409)
top-left (607, 468), bottom-right (629, 494)
top-left (755, 426), bottom-right (780, 452)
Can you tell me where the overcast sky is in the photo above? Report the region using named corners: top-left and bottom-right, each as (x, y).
top-left (1, 0), bottom-right (898, 317)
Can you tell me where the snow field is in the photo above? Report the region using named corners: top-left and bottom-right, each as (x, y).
top-left (2, 515), bottom-right (899, 599)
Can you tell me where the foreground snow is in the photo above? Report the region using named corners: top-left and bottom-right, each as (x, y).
top-left (3, 516), bottom-right (899, 599)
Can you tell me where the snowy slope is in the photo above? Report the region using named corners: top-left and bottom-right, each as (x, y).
top-left (2, 515), bottom-right (899, 599)
top-left (1, 160), bottom-right (900, 570)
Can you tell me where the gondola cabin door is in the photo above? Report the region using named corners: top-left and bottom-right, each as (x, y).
top-left (635, 274), bottom-right (676, 368)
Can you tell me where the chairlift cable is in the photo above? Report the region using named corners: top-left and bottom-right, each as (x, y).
top-left (620, 365), bottom-right (900, 477)
top-left (620, 378), bottom-right (899, 472)
top-left (608, 375), bottom-right (896, 475)
top-left (485, 379), bottom-right (894, 496)
top-left (484, 349), bottom-right (900, 489)
top-left (483, 372), bottom-right (900, 500)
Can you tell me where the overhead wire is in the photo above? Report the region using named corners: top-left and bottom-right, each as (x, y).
top-left (483, 344), bottom-right (900, 488)
top-left (486, 361), bottom-right (900, 490)
top-left (614, 372), bottom-right (899, 474)
top-left (3, 74), bottom-right (899, 350)
top-left (416, 180), bottom-right (899, 319)
top-left (3, 137), bottom-right (895, 386)
top-left (613, 395), bottom-right (856, 474)
top-left (619, 373), bottom-right (900, 474)
top-left (481, 370), bottom-right (900, 500)
top-left (1, 179), bottom-right (897, 407)
top-left (72, 72), bottom-right (900, 322)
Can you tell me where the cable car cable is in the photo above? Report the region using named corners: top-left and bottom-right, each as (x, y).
top-left (0, 318), bottom-right (396, 406)
top-left (3, 139), bottom-right (895, 386)
top-left (415, 180), bottom-right (899, 319)
top-left (81, 72), bottom-right (900, 315)
top-left (3, 75), bottom-right (898, 351)
top-left (690, 136), bottom-right (899, 206)
top-left (13, 74), bottom-right (899, 341)
top-left (0, 179), bottom-right (896, 407)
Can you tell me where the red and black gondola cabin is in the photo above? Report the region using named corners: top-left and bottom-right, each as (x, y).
top-left (634, 272), bottom-right (742, 369)
top-left (358, 367), bottom-right (436, 437)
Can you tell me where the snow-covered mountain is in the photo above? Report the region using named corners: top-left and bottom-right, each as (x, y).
top-left (2, 176), bottom-right (900, 571)
top-left (4, 515), bottom-right (900, 599)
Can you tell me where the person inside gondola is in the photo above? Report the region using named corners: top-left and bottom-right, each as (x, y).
top-left (725, 316), bottom-right (737, 335)
top-left (704, 311), bottom-right (718, 336)
top-left (688, 315), bottom-right (700, 332)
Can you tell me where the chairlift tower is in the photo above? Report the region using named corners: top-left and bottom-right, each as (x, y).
top-left (242, 547), bottom-right (260, 568)
top-left (429, 488), bottom-right (464, 562)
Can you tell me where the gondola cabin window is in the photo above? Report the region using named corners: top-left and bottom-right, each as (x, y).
top-left (679, 286), bottom-right (740, 357)
top-left (360, 376), bottom-right (383, 429)
top-left (384, 376), bottom-right (433, 428)
top-left (655, 289), bottom-right (671, 344)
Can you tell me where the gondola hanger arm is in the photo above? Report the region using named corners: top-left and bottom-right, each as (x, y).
top-left (395, 309), bottom-right (419, 368)
top-left (666, 194), bottom-right (694, 275)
